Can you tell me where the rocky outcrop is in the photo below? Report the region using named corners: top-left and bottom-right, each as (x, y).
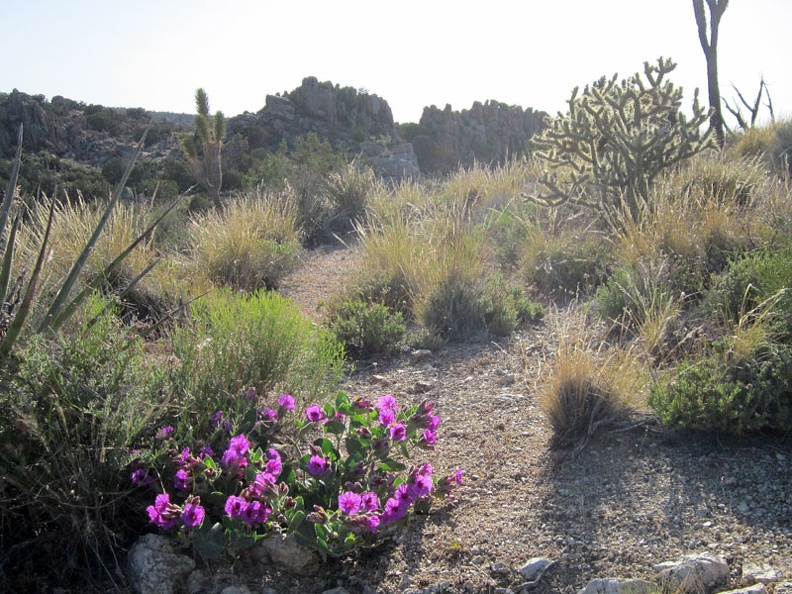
top-left (401, 100), bottom-right (547, 175)
top-left (227, 77), bottom-right (396, 158)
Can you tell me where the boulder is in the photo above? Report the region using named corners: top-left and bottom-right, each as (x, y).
top-left (655, 554), bottom-right (729, 594)
top-left (578, 578), bottom-right (657, 594)
top-left (127, 533), bottom-right (196, 594)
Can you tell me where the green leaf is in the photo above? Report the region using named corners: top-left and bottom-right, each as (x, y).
top-left (288, 510), bottom-right (305, 532)
top-left (0, 212), bottom-right (21, 306)
top-left (314, 437), bottom-right (337, 458)
top-left (378, 458), bottom-right (407, 472)
top-left (334, 391), bottom-right (351, 414)
top-left (193, 522), bottom-right (227, 559)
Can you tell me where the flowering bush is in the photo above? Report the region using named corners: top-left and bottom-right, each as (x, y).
top-left (134, 390), bottom-right (461, 559)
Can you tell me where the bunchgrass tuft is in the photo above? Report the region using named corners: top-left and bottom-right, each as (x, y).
top-left (537, 307), bottom-right (649, 450)
top-left (188, 188), bottom-right (301, 291)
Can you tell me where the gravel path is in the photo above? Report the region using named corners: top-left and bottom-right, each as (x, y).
top-left (251, 243), bottom-right (792, 594)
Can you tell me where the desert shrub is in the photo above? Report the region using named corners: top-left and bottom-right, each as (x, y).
top-left (479, 274), bottom-right (546, 336)
top-left (519, 225), bottom-right (612, 298)
top-left (614, 162), bottom-right (755, 286)
top-left (537, 314), bottom-right (649, 449)
top-left (649, 340), bottom-right (792, 433)
top-left (326, 162), bottom-right (378, 233)
top-left (246, 133), bottom-right (348, 246)
top-left (169, 288), bottom-right (345, 422)
top-left (704, 246), bottom-right (792, 341)
top-left (188, 190), bottom-right (301, 291)
top-left (0, 295), bottom-right (172, 588)
top-left (770, 120), bottom-right (792, 174)
top-left (414, 225), bottom-right (491, 340)
top-left (329, 298), bottom-right (406, 358)
top-left (728, 124), bottom-right (777, 162)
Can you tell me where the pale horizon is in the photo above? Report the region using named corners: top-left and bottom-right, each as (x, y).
top-left (2, 0), bottom-right (789, 125)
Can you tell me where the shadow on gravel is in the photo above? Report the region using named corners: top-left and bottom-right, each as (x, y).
top-left (533, 426), bottom-right (792, 594)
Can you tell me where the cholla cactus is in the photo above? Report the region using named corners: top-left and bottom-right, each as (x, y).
top-left (181, 88), bottom-right (226, 210)
top-left (524, 58), bottom-right (715, 224)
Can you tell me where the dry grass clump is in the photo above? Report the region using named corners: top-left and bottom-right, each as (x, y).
top-left (17, 196), bottom-right (187, 320)
top-left (188, 188), bottom-right (301, 291)
top-left (536, 308), bottom-right (650, 451)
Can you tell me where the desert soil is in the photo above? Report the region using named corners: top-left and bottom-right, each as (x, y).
top-left (220, 240), bottom-right (792, 594)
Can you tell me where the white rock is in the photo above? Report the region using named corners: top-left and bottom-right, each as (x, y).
top-left (742, 563), bottom-right (780, 584)
top-left (518, 557), bottom-right (552, 581)
top-left (719, 585), bottom-right (767, 594)
top-left (578, 578), bottom-right (657, 594)
top-left (656, 554), bottom-right (729, 594)
top-left (256, 533), bottom-right (320, 574)
top-left (127, 534), bottom-right (196, 594)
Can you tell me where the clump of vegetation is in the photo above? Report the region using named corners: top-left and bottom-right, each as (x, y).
top-left (329, 298), bottom-right (406, 358)
top-left (536, 311), bottom-right (650, 450)
top-left (525, 57), bottom-right (715, 224)
top-left (169, 288), bottom-right (345, 421)
top-left (187, 189), bottom-right (301, 291)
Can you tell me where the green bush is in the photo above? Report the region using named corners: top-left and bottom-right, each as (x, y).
top-left (704, 246), bottom-right (792, 340)
top-left (649, 341), bottom-right (792, 433)
top-left (170, 289), bottom-right (345, 421)
top-left (329, 298), bottom-right (406, 358)
top-left (0, 296), bottom-right (172, 588)
top-left (521, 230), bottom-right (612, 298)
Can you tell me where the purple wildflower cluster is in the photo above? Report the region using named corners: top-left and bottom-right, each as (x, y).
top-left (139, 390), bottom-right (462, 556)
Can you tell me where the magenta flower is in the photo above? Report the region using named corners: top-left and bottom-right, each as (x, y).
top-left (380, 497), bottom-right (409, 525)
top-left (408, 473), bottom-right (433, 498)
top-left (241, 500), bottom-right (271, 525)
top-left (304, 404), bottom-right (326, 423)
top-left (265, 449), bottom-right (282, 477)
top-left (389, 422), bottom-right (407, 441)
top-left (338, 491), bottom-right (362, 515)
top-left (224, 495), bottom-right (247, 519)
top-left (221, 434), bottom-right (251, 467)
top-left (427, 414), bottom-right (441, 431)
top-left (181, 501), bottom-right (205, 528)
top-left (306, 455), bottom-right (330, 476)
top-left (421, 429), bottom-right (437, 446)
top-left (366, 515), bottom-right (381, 532)
top-left (155, 426), bottom-right (174, 441)
top-left (250, 471), bottom-right (276, 497)
top-left (147, 493), bottom-right (177, 530)
top-left (262, 407), bottom-right (278, 421)
top-left (130, 468), bottom-right (151, 487)
top-left (378, 408), bottom-right (396, 427)
top-left (173, 468), bottom-right (191, 491)
top-left (210, 410), bottom-right (224, 428)
top-left (377, 394), bottom-right (398, 412)
top-left (278, 393), bottom-right (295, 410)
top-left (453, 468), bottom-right (464, 486)
top-left (361, 491), bottom-right (380, 512)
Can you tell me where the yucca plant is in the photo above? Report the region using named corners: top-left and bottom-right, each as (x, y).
top-left (0, 124), bottom-right (177, 360)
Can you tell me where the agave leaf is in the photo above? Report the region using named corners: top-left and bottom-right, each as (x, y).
top-left (48, 195), bottom-right (180, 333)
top-left (0, 124), bottom-right (23, 240)
top-left (38, 125), bottom-right (150, 334)
top-left (0, 195), bottom-right (56, 360)
top-left (0, 212), bottom-right (21, 307)
top-left (85, 256), bottom-right (161, 330)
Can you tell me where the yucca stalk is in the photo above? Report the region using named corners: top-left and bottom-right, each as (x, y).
top-left (37, 126), bottom-right (149, 333)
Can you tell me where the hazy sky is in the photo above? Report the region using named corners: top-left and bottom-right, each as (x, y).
top-left (2, 0), bottom-right (789, 125)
